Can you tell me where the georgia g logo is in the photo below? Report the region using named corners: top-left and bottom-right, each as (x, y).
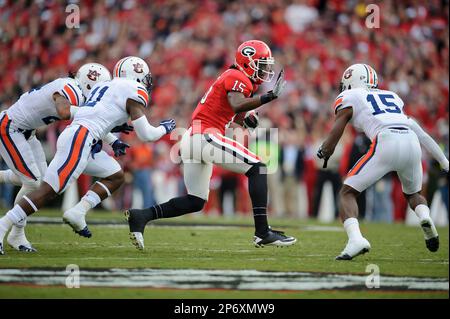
top-left (343, 69), bottom-right (353, 79)
top-left (241, 46), bottom-right (256, 57)
top-left (133, 63), bottom-right (144, 73)
top-left (87, 69), bottom-right (100, 81)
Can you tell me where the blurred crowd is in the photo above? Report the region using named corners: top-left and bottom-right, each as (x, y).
top-left (0, 0), bottom-right (448, 222)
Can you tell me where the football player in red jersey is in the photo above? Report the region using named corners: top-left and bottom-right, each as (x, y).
top-left (126, 40), bottom-right (297, 249)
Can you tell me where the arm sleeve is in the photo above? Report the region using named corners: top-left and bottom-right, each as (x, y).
top-left (132, 115), bottom-right (166, 142)
top-left (408, 118), bottom-right (449, 171)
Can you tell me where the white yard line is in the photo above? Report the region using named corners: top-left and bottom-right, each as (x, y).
top-left (0, 268), bottom-right (447, 291)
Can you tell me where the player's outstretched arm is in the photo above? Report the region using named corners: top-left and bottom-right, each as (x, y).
top-left (126, 99), bottom-right (175, 142)
top-left (318, 108), bottom-right (353, 160)
top-left (53, 92), bottom-right (77, 120)
top-left (227, 92), bottom-right (264, 113)
top-left (408, 117), bottom-right (449, 172)
top-left (227, 69), bottom-right (287, 113)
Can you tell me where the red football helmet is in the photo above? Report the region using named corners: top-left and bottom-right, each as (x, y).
top-left (235, 40), bottom-right (275, 84)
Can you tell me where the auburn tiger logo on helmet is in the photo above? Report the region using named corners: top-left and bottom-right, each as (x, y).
top-left (76, 63), bottom-right (112, 98)
top-left (87, 69), bottom-right (100, 81)
top-left (343, 69), bottom-right (353, 79)
top-left (133, 62), bottom-right (144, 73)
top-left (339, 63), bottom-right (378, 92)
top-left (113, 56), bottom-right (153, 96)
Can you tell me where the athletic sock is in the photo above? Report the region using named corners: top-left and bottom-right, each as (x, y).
top-left (343, 217), bottom-right (364, 241)
top-left (246, 164), bottom-right (269, 236)
top-left (253, 207), bottom-right (269, 236)
top-left (6, 205), bottom-right (28, 225)
top-left (134, 195), bottom-right (205, 222)
top-left (71, 190), bottom-right (102, 216)
top-left (414, 204), bottom-right (431, 221)
top-left (0, 205), bottom-right (27, 239)
top-left (0, 216), bottom-right (13, 238)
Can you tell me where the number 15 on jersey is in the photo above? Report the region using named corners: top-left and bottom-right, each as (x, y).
top-left (366, 93), bottom-right (401, 116)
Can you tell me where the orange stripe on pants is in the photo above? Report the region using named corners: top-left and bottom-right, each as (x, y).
top-left (347, 136), bottom-right (378, 177)
top-left (58, 127), bottom-right (88, 190)
top-left (0, 114), bottom-right (36, 180)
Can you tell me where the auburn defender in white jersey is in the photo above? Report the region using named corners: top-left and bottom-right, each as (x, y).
top-left (0, 63), bottom-right (109, 252)
top-left (0, 57), bottom-right (176, 255)
top-left (318, 63), bottom-right (449, 260)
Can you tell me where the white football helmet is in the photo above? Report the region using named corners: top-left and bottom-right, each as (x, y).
top-left (76, 63), bottom-right (112, 98)
top-left (339, 63), bottom-right (378, 92)
top-left (113, 56), bottom-right (153, 94)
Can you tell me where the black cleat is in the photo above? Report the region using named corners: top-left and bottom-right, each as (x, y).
top-left (124, 210), bottom-right (149, 250)
top-left (124, 209), bottom-right (150, 233)
top-left (335, 248), bottom-right (370, 261)
top-left (76, 226), bottom-right (92, 238)
top-left (0, 242), bottom-right (4, 255)
top-left (420, 220), bottom-right (439, 252)
top-left (16, 244), bottom-right (37, 252)
top-left (335, 238), bottom-right (371, 261)
top-left (254, 229), bottom-right (297, 247)
top-left (425, 236), bottom-right (439, 252)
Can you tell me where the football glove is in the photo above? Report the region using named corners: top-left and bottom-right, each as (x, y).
top-left (260, 69), bottom-right (287, 104)
top-left (111, 123), bottom-right (134, 135)
top-left (272, 68), bottom-right (287, 98)
top-left (243, 111), bottom-right (259, 130)
top-left (160, 119), bottom-right (176, 134)
top-left (317, 146), bottom-right (329, 168)
top-left (91, 140), bottom-right (103, 159)
top-left (112, 140), bottom-right (130, 157)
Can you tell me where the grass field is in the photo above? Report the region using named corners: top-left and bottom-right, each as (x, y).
top-left (0, 209), bottom-right (448, 299)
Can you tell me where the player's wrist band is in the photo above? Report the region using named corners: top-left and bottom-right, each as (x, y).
top-left (260, 92), bottom-right (276, 105)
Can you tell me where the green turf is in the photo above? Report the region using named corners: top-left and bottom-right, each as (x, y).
top-left (0, 209), bottom-right (448, 298)
top-left (0, 285), bottom-right (447, 299)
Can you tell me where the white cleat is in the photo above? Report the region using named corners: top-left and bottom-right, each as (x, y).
top-left (420, 218), bottom-right (439, 252)
top-left (0, 225), bottom-right (7, 255)
top-left (7, 226), bottom-right (37, 252)
top-left (62, 210), bottom-right (92, 238)
top-left (336, 237), bottom-right (371, 260)
top-left (129, 232), bottom-right (145, 250)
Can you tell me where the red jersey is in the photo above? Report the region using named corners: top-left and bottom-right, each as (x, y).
top-left (191, 68), bottom-right (254, 135)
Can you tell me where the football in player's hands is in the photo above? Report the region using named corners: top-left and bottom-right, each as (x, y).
top-left (160, 119), bottom-right (176, 134)
top-left (243, 111), bottom-right (259, 130)
top-left (272, 68), bottom-right (287, 98)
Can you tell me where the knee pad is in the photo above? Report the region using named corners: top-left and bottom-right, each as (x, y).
top-left (245, 162), bottom-right (267, 177)
top-left (187, 194), bottom-right (206, 212)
